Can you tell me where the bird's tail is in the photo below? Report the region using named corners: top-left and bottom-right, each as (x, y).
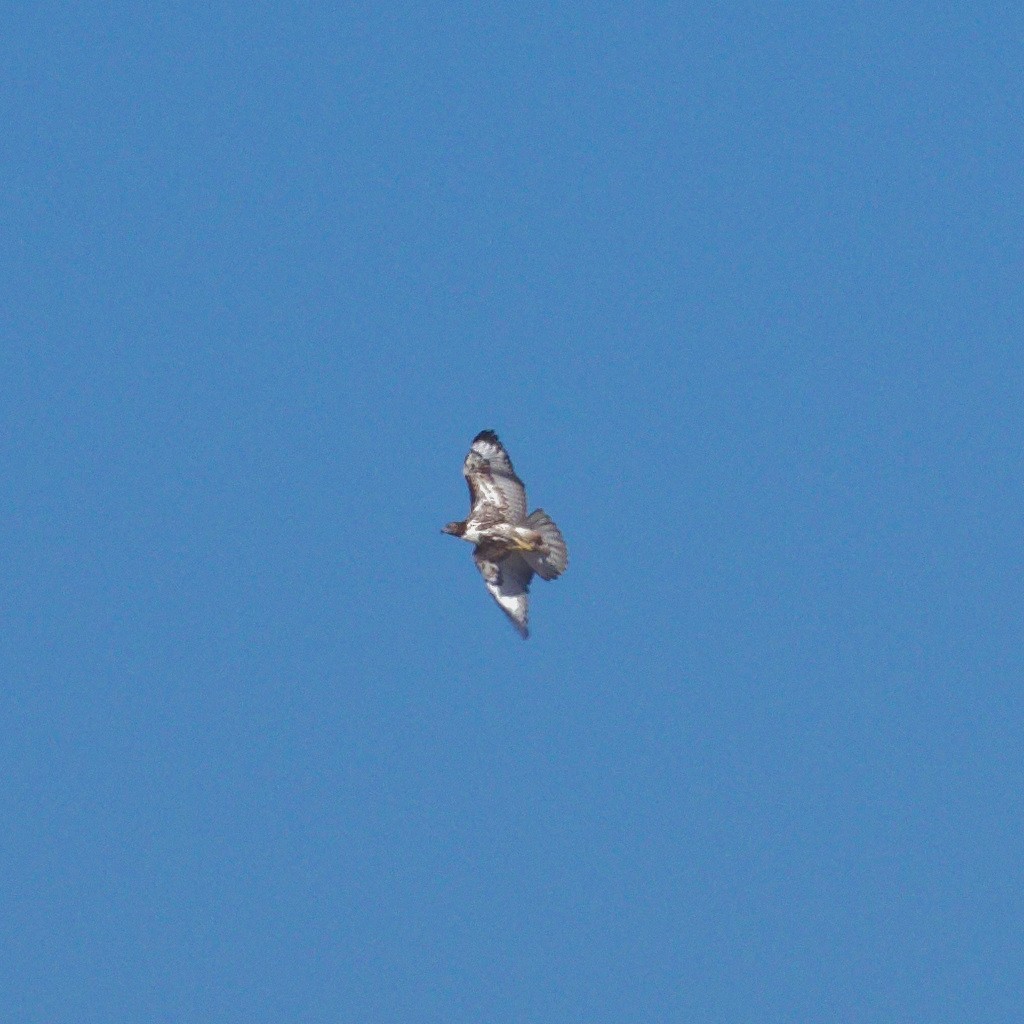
top-left (523, 510), bottom-right (568, 580)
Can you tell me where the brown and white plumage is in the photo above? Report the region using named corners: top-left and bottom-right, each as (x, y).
top-left (443, 430), bottom-right (568, 638)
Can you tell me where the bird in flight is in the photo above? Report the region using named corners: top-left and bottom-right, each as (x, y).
top-left (443, 430), bottom-right (568, 638)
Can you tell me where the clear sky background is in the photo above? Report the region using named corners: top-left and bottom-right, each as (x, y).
top-left (3, 4), bottom-right (1021, 1021)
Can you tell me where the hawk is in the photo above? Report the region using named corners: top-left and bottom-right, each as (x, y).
top-left (443, 430), bottom-right (568, 638)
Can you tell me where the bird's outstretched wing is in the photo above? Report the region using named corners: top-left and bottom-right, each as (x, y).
top-left (463, 430), bottom-right (528, 523)
top-left (473, 550), bottom-right (533, 638)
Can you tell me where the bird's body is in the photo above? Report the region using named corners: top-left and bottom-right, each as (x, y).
top-left (443, 430), bottom-right (568, 638)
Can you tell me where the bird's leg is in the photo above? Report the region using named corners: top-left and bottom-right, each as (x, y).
top-left (514, 530), bottom-right (547, 553)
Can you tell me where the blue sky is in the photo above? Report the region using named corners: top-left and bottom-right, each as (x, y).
top-left (2, 4), bottom-right (1021, 1021)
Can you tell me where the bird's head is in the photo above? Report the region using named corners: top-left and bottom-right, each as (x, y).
top-left (442, 521), bottom-right (467, 537)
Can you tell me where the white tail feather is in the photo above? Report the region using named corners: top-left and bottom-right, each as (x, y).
top-left (523, 509), bottom-right (568, 580)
